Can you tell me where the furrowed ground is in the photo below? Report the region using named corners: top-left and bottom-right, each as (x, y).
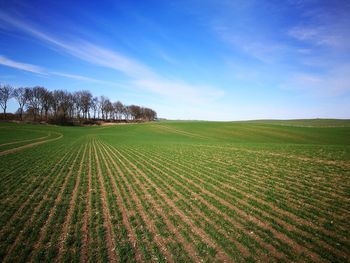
top-left (0, 120), bottom-right (349, 262)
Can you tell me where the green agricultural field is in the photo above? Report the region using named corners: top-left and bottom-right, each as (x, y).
top-left (0, 120), bottom-right (349, 262)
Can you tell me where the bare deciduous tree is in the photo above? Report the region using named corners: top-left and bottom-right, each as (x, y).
top-left (1, 83), bottom-right (157, 123)
top-left (124, 105), bottom-right (132, 121)
top-left (105, 100), bottom-right (113, 120)
top-left (73, 91), bottom-right (82, 119)
top-left (143, 107), bottom-right (157, 121)
top-left (37, 87), bottom-right (49, 121)
top-left (41, 90), bottom-right (53, 121)
top-left (113, 101), bottom-right (124, 120)
top-left (91, 96), bottom-right (99, 119)
top-left (129, 105), bottom-right (141, 120)
top-left (80, 90), bottom-right (92, 119)
top-left (99, 96), bottom-right (108, 120)
top-left (27, 86), bottom-right (44, 121)
top-left (0, 84), bottom-right (14, 119)
top-left (13, 87), bottom-right (30, 120)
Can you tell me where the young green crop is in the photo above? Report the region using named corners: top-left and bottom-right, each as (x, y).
top-left (0, 120), bottom-right (349, 262)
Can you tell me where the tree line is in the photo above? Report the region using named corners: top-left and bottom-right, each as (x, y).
top-left (0, 84), bottom-right (157, 124)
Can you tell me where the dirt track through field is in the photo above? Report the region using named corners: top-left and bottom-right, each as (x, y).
top-left (0, 132), bottom-right (63, 156)
top-left (0, 138), bottom-right (69, 191)
top-left (0, 133), bottom-right (50, 147)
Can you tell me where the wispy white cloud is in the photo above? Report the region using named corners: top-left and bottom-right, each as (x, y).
top-left (288, 25), bottom-right (350, 49)
top-left (288, 4), bottom-right (350, 50)
top-left (133, 78), bottom-right (224, 105)
top-left (0, 11), bottom-right (224, 104)
top-left (153, 47), bottom-right (178, 65)
top-left (0, 54), bottom-right (117, 85)
top-left (203, 2), bottom-right (294, 64)
top-left (282, 64), bottom-right (350, 96)
top-left (50, 71), bottom-right (118, 85)
top-left (62, 41), bottom-right (156, 79)
top-left (284, 4), bottom-right (350, 97)
top-left (0, 55), bottom-right (46, 74)
top-left (206, 1), bottom-right (350, 99)
top-left (0, 12), bottom-right (153, 78)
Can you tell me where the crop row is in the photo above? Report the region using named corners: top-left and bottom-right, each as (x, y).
top-left (1, 135), bottom-right (349, 262)
top-left (0, 139), bottom-right (84, 262)
top-left (112, 142), bottom-right (348, 262)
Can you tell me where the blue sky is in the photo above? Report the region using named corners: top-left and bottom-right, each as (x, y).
top-left (0, 0), bottom-right (349, 120)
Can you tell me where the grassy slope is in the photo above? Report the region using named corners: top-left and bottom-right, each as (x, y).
top-left (2, 118), bottom-right (350, 144)
top-left (2, 119), bottom-right (350, 161)
top-left (1, 119), bottom-right (350, 179)
top-left (94, 119), bottom-right (350, 160)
